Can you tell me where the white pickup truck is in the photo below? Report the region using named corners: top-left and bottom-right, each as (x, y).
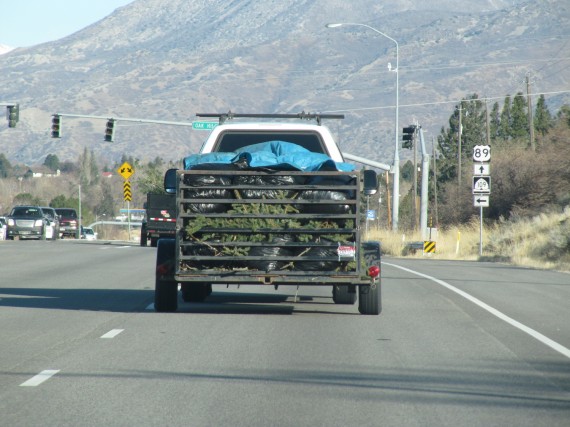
top-left (154, 112), bottom-right (382, 315)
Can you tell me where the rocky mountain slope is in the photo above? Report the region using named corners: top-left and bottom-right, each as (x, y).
top-left (0, 0), bottom-right (568, 168)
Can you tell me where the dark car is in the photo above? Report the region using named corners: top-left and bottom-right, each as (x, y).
top-left (6, 206), bottom-right (49, 240)
top-left (55, 208), bottom-right (78, 238)
top-left (41, 207), bottom-right (60, 240)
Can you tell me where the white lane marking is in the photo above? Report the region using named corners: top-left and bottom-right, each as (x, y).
top-left (384, 262), bottom-right (570, 360)
top-left (100, 329), bottom-right (124, 339)
top-left (20, 370), bottom-right (60, 387)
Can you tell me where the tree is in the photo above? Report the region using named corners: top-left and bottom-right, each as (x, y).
top-left (436, 94), bottom-right (487, 186)
top-left (534, 94), bottom-right (552, 136)
top-left (0, 153), bottom-right (13, 178)
top-left (498, 95), bottom-right (512, 140)
top-left (510, 92), bottom-right (528, 140)
top-left (43, 154), bottom-right (60, 172)
top-left (489, 102), bottom-right (501, 141)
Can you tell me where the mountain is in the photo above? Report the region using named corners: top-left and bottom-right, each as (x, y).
top-left (0, 44), bottom-right (14, 55)
top-left (0, 0), bottom-right (568, 168)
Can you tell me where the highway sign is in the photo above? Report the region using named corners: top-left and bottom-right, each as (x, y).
top-left (473, 176), bottom-right (491, 194)
top-left (118, 162), bottom-right (134, 180)
top-left (473, 145), bottom-right (491, 162)
top-left (474, 195), bottom-right (489, 207)
top-left (192, 121), bottom-right (218, 130)
top-left (123, 181), bottom-right (132, 201)
top-left (474, 163), bottom-right (490, 175)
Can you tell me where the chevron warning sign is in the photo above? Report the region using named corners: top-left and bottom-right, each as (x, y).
top-left (123, 180), bottom-right (132, 201)
top-left (423, 240), bottom-right (436, 254)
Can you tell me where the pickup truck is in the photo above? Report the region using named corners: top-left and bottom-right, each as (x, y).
top-left (140, 193), bottom-right (176, 247)
top-left (154, 112), bottom-right (382, 315)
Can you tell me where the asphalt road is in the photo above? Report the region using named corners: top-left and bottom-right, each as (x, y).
top-left (1, 240), bottom-right (569, 426)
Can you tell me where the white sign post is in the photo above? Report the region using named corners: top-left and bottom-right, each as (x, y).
top-left (473, 145), bottom-right (491, 256)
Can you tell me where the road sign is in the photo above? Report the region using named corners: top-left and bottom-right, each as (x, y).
top-left (123, 181), bottom-right (132, 201)
top-left (367, 210), bottom-right (376, 220)
top-left (192, 121), bottom-right (218, 131)
top-left (473, 145), bottom-right (491, 162)
top-left (118, 162), bottom-right (134, 180)
top-left (423, 241), bottom-right (436, 254)
top-left (474, 195), bottom-right (489, 207)
top-left (473, 176), bottom-right (491, 194)
top-left (474, 163), bottom-right (490, 175)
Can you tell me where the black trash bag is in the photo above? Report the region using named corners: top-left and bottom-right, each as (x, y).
top-left (248, 235), bottom-right (294, 271)
top-left (234, 173), bottom-right (304, 199)
top-left (183, 163), bottom-right (235, 213)
top-left (295, 175), bottom-right (356, 214)
top-left (182, 238), bottom-right (224, 270)
top-left (294, 239), bottom-right (339, 271)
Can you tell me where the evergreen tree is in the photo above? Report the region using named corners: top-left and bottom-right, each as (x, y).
top-left (0, 153), bottom-right (13, 178)
top-left (499, 95), bottom-right (512, 140)
top-left (43, 154), bottom-right (60, 172)
top-left (436, 94), bottom-right (487, 185)
top-left (511, 92), bottom-right (528, 140)
top-left (489, 102), bottom-right (501, 141)
top-left (534, 94), bottom-right (552, 136)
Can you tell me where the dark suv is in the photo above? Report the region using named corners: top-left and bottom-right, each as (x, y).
top-left (7, 206), bottom-right (49, 240)
top-left (55, 208), bottom-right (79, 238)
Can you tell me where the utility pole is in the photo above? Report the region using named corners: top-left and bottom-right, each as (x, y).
top-left (432, 137), bottom-right (439, 228)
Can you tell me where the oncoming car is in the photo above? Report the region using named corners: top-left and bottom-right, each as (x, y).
top-left (81, 226), bottom-right (97, 241)
top-left (6, 206), bottom-right (49, 240)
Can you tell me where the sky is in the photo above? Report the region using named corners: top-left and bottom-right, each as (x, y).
top-left (0, 0), bottom-right (135, 48)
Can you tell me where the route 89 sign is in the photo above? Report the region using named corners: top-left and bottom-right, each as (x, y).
top-left (473, 145), bottom-right (491, 162)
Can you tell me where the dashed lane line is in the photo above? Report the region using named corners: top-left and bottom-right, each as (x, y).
top-left (20, 370), bottom-right (60, 387)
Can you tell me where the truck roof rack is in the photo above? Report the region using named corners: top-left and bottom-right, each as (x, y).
top-left (196, 111), bottom-right (345, 125)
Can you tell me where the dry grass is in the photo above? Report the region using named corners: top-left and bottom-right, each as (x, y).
top-left (367, 207), bottom-right (570, 273)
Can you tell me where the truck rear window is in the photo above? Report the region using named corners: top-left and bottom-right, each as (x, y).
top-left (214, 132), bottom-right (326, 154)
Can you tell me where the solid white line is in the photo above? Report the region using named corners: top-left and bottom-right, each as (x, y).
top-left (20, 370), bottom-right (60, 387)
top-left (100, 329), bottom-right (124, 339)
top-left (384, 262), bottom-right (570, 360)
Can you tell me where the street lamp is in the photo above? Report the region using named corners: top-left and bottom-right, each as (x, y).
top-left (325, 22), bottom-right (400, 230)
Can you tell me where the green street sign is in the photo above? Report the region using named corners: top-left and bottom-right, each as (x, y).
top-left (192, 121), bottom-right (218, 130)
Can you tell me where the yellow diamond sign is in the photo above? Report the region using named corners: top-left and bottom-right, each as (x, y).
top-left (118, 162), bottom-right (134, 180)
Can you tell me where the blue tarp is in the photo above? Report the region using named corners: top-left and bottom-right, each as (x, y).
top-left (183, 141), bottom-right (355, 172)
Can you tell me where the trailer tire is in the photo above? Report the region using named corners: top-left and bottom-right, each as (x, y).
top-left (154, 239), bottom-right (177, 312)
top-left (332, 285), bottom-right (356, 304)
top-left (358, 282), bottom-right (381, 315)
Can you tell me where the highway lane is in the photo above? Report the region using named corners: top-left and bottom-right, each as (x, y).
top-left (0, 240), bottom-right (568, 426)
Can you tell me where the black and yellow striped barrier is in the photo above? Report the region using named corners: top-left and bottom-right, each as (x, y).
top-left (423, 240), bottom-right (436, 254)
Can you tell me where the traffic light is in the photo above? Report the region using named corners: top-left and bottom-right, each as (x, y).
top-left (7, 104), bottom-right (19, 128)
top-left (51, 114), bottom-right (62, 138)
top-left (402, 126), bottom-right (416, 150)
top-left (104, 119), bottom-right (115, 142)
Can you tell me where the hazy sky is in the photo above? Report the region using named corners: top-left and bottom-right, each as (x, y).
top-left (0, 0), bottom-right (135, 47)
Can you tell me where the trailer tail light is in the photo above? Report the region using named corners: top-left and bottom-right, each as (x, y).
top-left (156, 263), bottom-right (170, 275)
top-left (368, 265), bottom-right (380, 278)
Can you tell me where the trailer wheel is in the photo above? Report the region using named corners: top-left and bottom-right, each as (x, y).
top-left (181, 283), bottom-right (211, 302)
top-left (358, 282), bottom-right (381, 315)
top-left (332, 285), bottom-right (357, 304)
top-left (154, 239), bottom-right (177, 312)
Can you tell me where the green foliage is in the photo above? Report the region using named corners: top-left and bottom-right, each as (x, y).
top-left (0, 153), bottom-right (12, 178)
top-left (43, 154), bottom-right (60, 172)
top-left (534, 95), bottom-right (552, 136)
top-left (50, 195), bottom-right (79, 210)
top-left (14, 193), bottom-right (41, 205)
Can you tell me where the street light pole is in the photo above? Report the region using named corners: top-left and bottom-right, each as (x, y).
top-left (326, 22), bottom-right (400, 230)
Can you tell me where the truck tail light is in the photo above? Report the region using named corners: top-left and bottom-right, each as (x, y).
top-left (156, 263), bottom-right (170, 275)
top-left (368, 265), bottom-right (380, 278)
